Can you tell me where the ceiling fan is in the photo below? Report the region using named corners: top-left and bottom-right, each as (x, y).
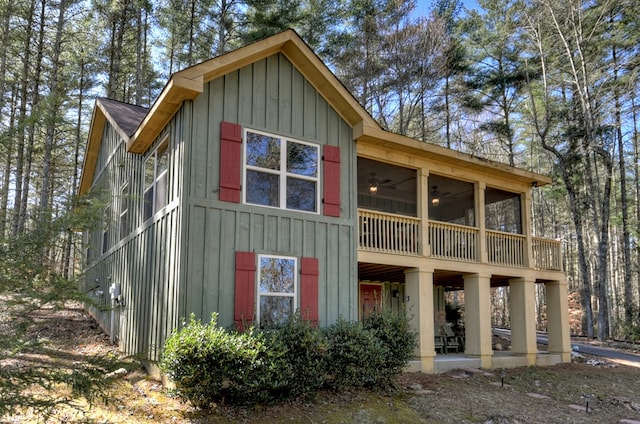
top-left (368, 173), bottom-right (414, 194)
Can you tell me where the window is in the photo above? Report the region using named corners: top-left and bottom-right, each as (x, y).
top-left (102, 206), bottom-right (110, 254)
top-left (144, 138), bottom-right (169, 221)
top-left (119, 183), bottom-right (130, 240)
top-left (244, 129), bottom-right (319, 213)
top-left (257, 255), bottom-right (297, 327)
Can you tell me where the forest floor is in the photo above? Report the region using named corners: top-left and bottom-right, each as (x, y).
top-left (2, 302), bottom-right (640, 424)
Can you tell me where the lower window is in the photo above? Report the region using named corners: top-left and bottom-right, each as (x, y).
top-left (257, 255), bottom-right (297, 327)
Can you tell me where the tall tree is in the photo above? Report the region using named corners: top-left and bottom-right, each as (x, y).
top-left (461, 0), bottom-right (531, 166)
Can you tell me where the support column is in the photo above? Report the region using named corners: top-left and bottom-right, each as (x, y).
top-left (418, 169), bottom-right (430, 257)
top-left (405, 267), bottom-right (435, 373)
top-left (509, 277), bottom-right (537, 365)
top-left (464, 272), bottom-right (493, 368)
top-left (475, 182), bottom-right (487, 263)
top-left (545, 278), bottom-right (571, 363)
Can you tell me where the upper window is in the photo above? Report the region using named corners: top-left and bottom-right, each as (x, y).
top-left (257, 255), bottom-right (297, 327)
top-left (144, 138), bottom-right (169, 221)
top-left (244, 129), bottom-right (319, 213)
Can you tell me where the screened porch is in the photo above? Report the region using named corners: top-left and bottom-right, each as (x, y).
top-left (357, 157), bottom-right (562, 272)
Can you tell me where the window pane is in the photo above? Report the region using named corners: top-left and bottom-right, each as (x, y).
top-left (260, 296), bottom-right (293, 327)
top-left (246, 170), bottom-right (279, 207)
top-left (286, 177), bottom-right (317, 212)
top-left (155, 173), bottom-right (168, 212)
top-left (287, 142), bottom-right (317, 177)
top-left (143, 187), bottom-right (153, 221)
top-left (144, 157), bottom-right (154, 189)
top-left (157, 142), bottom-right (168, 176)
top-left (259, 257), bottom-right (295, 293)
top-left (246, 132), bottom-right (280, 170)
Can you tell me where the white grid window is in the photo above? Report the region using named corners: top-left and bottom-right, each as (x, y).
top-left (257, 254), bottom-right (297, 327)
top-left (244, 129), bottom-right (319, 213)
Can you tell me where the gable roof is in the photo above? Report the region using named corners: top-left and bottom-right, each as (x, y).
top-left (79, 98), bottom-right (149, 195)
top-left (79, 29), bottom-right (550, 196)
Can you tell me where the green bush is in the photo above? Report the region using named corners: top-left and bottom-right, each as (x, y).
top-left (323, 318), bottom-right (386, 389)
top-left (362, 310), bottom-right (417, 386)
top-left (160, 313), bottom-right (266, 408)
top-left (261, 314), bottom-right (327, 400)
top-left (160, 310), bottom-right (417, 407)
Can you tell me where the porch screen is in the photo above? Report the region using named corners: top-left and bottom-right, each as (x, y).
top-left (485, 187), bottom-right (522, 234)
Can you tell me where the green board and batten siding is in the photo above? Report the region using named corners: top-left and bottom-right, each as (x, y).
top-left (182, 53), bottom-right (358, 327)
top-left (84, 52), bottom-right (358, 362)
top-left (83, 111), bottom-right (186, 362)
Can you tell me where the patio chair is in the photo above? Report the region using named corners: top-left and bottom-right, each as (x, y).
top-left (442, 323), bottom-right (461, 353)
top-left (434, 334), bottom-right (446, 354)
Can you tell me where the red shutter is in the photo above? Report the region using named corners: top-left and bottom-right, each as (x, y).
top-left (234, 251), bottom-right (256, 331)
top-left (322, 145), bottom-right (341, 217)
top-left (219, 121), bottom-right (242, 203)
top-left (300, 257), bottom-right (319, 325)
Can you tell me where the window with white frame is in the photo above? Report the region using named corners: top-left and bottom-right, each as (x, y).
top-left (257, 254), bottom-right (297, 327)
top-left (143, 138), bottom-right (169, 221)
top-left (244, 129), bottom-right (319, 213)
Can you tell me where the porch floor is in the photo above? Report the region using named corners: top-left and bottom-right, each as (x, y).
top-left (407, 351), bottom-right (563, 374)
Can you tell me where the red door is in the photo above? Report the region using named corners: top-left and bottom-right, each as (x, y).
top-left (359, 284), bottom-right (382, 319)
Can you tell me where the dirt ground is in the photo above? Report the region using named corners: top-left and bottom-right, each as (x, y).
top-left (2, 303), bottom-right (640, 424)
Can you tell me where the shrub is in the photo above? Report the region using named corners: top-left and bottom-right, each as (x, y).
top-left (161, 311), bottom-right (416, 407)
top-left (261, 313), bottom-right (327, 400)
top-left (160, 313), bottom-right (231, 408)
top-left (323, 318), bottom-right (386, 389)
top-left (362, 309), bottom-right (417, 386)
top-left (160, 313), bottom-right (266, 408)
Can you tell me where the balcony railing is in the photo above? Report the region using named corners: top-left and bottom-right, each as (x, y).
top-left (532, 237), bottom-right (563, 271)
top-left (358, 209), bottom-right (420, 255)
top-left (357, 210), bottom-right (562, 272)
top-left (429, 221), bottom-right (478, 262)
top-left (487, 230), bottom-right (526, 267)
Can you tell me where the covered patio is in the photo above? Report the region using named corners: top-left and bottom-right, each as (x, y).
top-left (358, 263), bottom-right (571, 373)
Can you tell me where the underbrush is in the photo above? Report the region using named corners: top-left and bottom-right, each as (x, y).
top-left (160, 310), bottom-right (416, 408)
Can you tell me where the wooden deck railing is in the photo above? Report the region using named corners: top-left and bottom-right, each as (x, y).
top-left (357, 210), bottom-right (562, 271)
top-left (358, 209), bottom-right (420, 255)
top-left (486, 230), bottom-right (526, 267)
top-left (428, 221), bottom-right (478, 262)
top-left (532, 237), bottom-right (563, 271)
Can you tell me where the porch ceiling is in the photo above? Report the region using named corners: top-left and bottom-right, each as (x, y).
top-left (358, 262), bottom-right (407, 284)
top-left (358, 263), bottom-right (526, 289)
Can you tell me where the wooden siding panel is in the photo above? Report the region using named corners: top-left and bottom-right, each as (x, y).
top-left (238, 65), bottom-right (253, 124)
top-left (186, 205), bottom-right (206, 319)
top-left (278, 54), bottom-right (292, 134)
top-left (266, 55), bottom-right (279, 133)
top-left (252, 59), bottom-right (267, 128)
top-left (223, 71), bottom-right (239, 124)
top-left (303, 79), bottom-right (316, 139)
top-left (203, 208), bottom-right (221, 316)
top-left (191, 89), bottom-right (210, 199)
top-left (291, 68), bottom-right (304, 138)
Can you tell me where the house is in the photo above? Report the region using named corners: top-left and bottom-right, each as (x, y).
top-left (78, 29), bottom-right (570, 374)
